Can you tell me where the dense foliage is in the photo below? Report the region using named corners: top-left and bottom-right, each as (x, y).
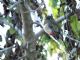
top-left (0, 0), bottom-right (80, 60)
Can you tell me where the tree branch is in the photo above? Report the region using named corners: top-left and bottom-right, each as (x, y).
top-left (0, 46), bottom-right (15, 53)
top-left (66, 36), bottom-right (80, 43)
top-left (55, 12), bottom-right (73, 23)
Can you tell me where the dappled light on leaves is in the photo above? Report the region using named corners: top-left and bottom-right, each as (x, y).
top-left (0, 0), bottom-right (80, 60)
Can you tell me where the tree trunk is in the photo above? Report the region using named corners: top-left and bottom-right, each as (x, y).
top-left (19, 1), bottom-right (37, 60)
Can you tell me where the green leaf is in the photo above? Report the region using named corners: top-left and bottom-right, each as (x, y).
top-left (47, 40), bottom-right (59, 55)
top-left (77, 21), bottom-right (80, 36)
top-left (52, 8), bottom-right (58, 18)
top-left (9, 27), bottom-right (16, 35)
top-left (40, 34), bottom-right (50, 44)
top-left (49, 0), bottom-right (58, 8)
top-left (6, 17), bottom-right (12, 23)
top-left (70, 15), bottom-right (80, 38)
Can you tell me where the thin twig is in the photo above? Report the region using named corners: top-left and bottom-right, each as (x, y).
top-left (9, 0), bottom-right (21, 10)
top-left (55, 13), bottom-right (71, 23)
top-left (0, 46), bottom-right (15, 53)
top-left (66, 36), bottom-right (80, 43)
